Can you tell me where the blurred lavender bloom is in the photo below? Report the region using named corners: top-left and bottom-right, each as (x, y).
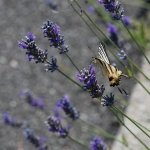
top-left (45, 116), bottom-right (71, 138)
top-left (88, 6), bottom-right (95, 13)
top-left (107, 23), bottom-right (119, 46)
top-left (18, 32), bottom-right (48, 63)
top-left (118, 50), bottom-right (127, 60)
top-left (41, 20), bottom-right (69, 54)
top-left (3, 112), bottom-right (12, 125)
top-left (45, 0), bottom-right (58, 12)
top-left (122, 15), bottom-right (132, 26)
top-left (23, 127), bottom-right (48, 150)
top-left (45, 56), bottom-right (58, 72)
top-left (98, 0), bottom-right (124, 20)
top-left (19, 90), bottom-right (45, 109)
top-left (76, 65), bottom-right (105, 98)
top-left (101, 93), bottom-right (115, 106)
top-left (3, 112), bottom-right (23, 127)
top-left (90, 137), bottom-right (107, 150)
top-left (57, 95), bottom-right (80, 120)
top-left (38, 98), bottom-right (45, 108)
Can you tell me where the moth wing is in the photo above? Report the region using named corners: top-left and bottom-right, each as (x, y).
top-left (97, 43), bottom-right (114, 75)
top-left (98, 42), bottom-right (110, 64)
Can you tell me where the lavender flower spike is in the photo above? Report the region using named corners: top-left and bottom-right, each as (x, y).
top-left (90, 137), bottom-right (107, 150)
top-left (45, 56), bottom-right (58, 72)
top-left (76, 65), bottom-right (105, 98)
top-left (18, 32), bottom-right (48, 63)
top-left (45, 116), bottom-right (71, 138)
top-left (57, 95), bottom-right (80, 120)
top-left (23, 127), bottom-right (48, 150)
top-left (101, 93), bottom-right (115, 106)
top-left (98, 0), bottom-right (124, 20)
top-left (3, 112), bottom-right (23, 127)
top-left (41, 20), bottom-right (69, 54)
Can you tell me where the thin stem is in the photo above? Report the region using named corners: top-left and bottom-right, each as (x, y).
top-left (128, 57), bottom-right (150, 81)
top-left (65, 53), bottom-right (80, 72)
top-left (57, 69), bottom-right (83, 89)
top-left (113, 106), bottom-right (150, 138)
top-left (79, 118), bottom-right (126, 145)
top-left (121, 20), bottom-right (150, 64)
top-left (133, 75), bottom-right (150, 95)
top-left (68, 135), bottom-right (90, 150)
top-left (109, 107), bottom-right (150, 150)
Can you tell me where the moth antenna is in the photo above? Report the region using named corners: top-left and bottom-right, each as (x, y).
top-left (122, 88), bottom-right (129, 96)
top-left (88, 46), bottom-right (96, 56)
top-left (118, 87), bottom-right (123, 94)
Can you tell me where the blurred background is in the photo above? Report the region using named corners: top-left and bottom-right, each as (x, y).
top-left (0, 0), bottom-right (149, 150)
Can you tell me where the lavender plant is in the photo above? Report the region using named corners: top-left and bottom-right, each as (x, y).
top-left (2, 0), bottom-right (150, 150)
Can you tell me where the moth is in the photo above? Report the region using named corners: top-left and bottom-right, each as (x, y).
top-left (92, 42), bottom-right (129, 95)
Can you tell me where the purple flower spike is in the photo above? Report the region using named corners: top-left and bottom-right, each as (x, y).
top-left (76, 65), bottom-right (105, 98)
top-left (20, 90), bottom-right (45, 109)
top-left (98, 0), bottom-right (124, 21)
top-left (41, 20), bottom-right (69, 54)
top-left (45, 56), bottom-right (58, 72)
top-left (45, 116), bottom-right (70, 138)
top-left (90, 137), bottom-right (107, 150)
top-left (23, 127), bottom-right (48, 150)
top-left (101, 93), bottom-right (115, 106)
top-left (3, 112), bottom-right (23, 127)
top-left (57, 95), bottom-right (80, 120)
top-left (3, 112), bottom-right (12, 125)
top-left (18, 32), bottom-right (48, 63)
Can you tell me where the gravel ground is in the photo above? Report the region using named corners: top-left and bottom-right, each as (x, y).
top-left (0, 0), bottom-right (146, 150)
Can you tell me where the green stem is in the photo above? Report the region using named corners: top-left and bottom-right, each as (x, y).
top-left (68, 135), bottom-right (90, 150)
top-left (65, 53), bottom-right (80, 72)
top-left (121, 20), bottom-right (150, 64)
top-left (79, 118), bottom-right (126, 145)
top-left (113, 106), bottom-right (150, 138)
top-left (57, 69), bottom-right (83, 89)
top-left (109, 107), bottom-right (150, 150)
top-left (127, 57), bottom-right (150, 81)
top-left (133, 75), bottom-right (150, 95)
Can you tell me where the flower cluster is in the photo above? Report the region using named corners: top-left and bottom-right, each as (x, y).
top-left (45, 56), bottom-right (58, 72)
top-left (18, 32), bottom-right (48, 63)
top-left (90, 137), bottom-right (107, 150)
top-left (57, 95), bottom-right (80, 120)
top-left (19, 90), bottom-right (45, 109)
top-left (99, 0), bottom-right (124, 20)
top-left (3, 112), bottom-right (23, 127)
top-left (23, 127), bottom-right (48, 150)
top-left (101, 93), bottom-right (115, 106)
top-left (41, 20), bottom-right (69, 54)
top-left (76, 65), bottom-right (105, 98)
top-left (45, 116), bottom-right (71, 138)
